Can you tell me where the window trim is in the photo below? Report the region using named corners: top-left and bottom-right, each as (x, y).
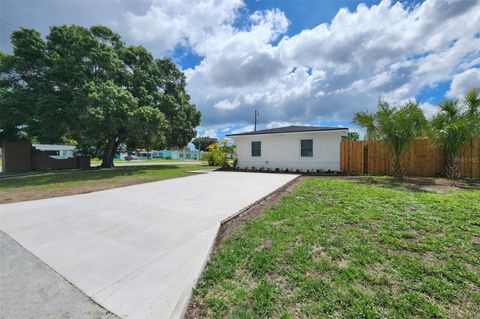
top-left (251, 141), bottom-right (261, 157)
top-left (300, 139), bottom-right (313, 157)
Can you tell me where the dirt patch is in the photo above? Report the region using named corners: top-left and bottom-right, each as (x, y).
top-left (402, 177), bottom-right (480, 192)
top-left (348, 175), bottom-right (480, 193)
top-left (186, 299), bottom-right (205, 319)
top-left (212, 176), bottom-right (304, 254)
top-left (184, 176), bottom-right (304, 319)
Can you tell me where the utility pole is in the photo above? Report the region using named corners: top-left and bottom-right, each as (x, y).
top-left (254, 110), bottom-right (259, 131)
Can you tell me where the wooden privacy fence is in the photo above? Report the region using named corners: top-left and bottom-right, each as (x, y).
top-left (340, 139), bottom-right (480, 178)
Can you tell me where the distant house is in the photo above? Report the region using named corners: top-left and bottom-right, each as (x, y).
top-left (32, 144), bottom-right (76, 159)
top-left (134, 148), bottom-right (202, 160)
top-left (168, 149), bottom-right (202, 160)
top-left (227, 126), bottom-right (348, 172)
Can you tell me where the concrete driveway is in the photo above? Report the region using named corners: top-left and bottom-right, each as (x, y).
top-left (0, 171), bottom-right (297, 319)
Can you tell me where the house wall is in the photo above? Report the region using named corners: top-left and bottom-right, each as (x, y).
top-left (32, 144), bottom-right (76, 159)
top-left (232, 130), bottom-right (347, 172)
top-left (50, 149), bottom-right (75, 159)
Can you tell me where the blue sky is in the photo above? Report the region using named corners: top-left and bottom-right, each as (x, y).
top-left (1, 0), bottom-right (479, 140)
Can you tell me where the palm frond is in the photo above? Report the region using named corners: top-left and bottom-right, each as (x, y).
top-left (464, 87), bottom-right (480, 115)
top-left (352, 111), bottom-right (377, 140)
top-left (439, 99), bottom-right (459, 117)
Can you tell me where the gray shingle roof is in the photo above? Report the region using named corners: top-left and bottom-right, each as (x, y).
top-left (226, 125), bottom-right (348, 137)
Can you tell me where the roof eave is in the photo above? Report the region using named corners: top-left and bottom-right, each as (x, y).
top-left (226, 127), bottom-right (349, 137)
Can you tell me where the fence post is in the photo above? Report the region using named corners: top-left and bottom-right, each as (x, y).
top-left (363, 144), bottom-right (368, 175)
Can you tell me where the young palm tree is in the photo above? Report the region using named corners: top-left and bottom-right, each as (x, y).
top-left (353, 100), bottom-right (427, 181)
top-left (207, 139), bottom-right (236, 168)
top-left (465, 87), bottom-right (480, 134)
top-left (430, 88), bottom-right (480, 179)
top-left (351, 110), bottom-right (378, 140)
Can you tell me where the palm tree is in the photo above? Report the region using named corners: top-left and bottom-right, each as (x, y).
top-left (351, 110), bottom-right (378, 140)
top-left (207, 139), bottom-right (236, 168)
top-left (353, 100), bottom-right (427, 181)
top-left (430, 87), bottom-right (480, 179)
top-left (465, 87), bottom-right (480, 134)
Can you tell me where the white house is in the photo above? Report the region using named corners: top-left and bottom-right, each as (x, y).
top-left (227, 126), bottom-right (348, 172)
top-left (32, 144), bottom-right (76, 159)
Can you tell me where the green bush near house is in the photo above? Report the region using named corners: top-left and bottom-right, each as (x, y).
top-left (204, 139), bottom-right (236, 168)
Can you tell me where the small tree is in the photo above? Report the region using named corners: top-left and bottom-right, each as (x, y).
top-left (430, 87), bottom-right (480, 179)
top-left (353, 100), bottom-right (427, 181)
top-left (206, 139), bottom-right (236, 168)
top-left (192, 136), bottom-right (218, 151)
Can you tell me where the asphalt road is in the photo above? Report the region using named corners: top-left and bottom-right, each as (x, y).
top-left (0, 230), bottom-right (118, 319)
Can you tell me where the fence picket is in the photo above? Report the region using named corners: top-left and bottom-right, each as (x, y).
top-left (340, 139), bottom-right (480, 178)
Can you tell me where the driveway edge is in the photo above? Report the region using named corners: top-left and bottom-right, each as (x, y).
top-left (220, 174), bottom-right (301, 224)
top-left (182, 174), bottom-right (302, 319)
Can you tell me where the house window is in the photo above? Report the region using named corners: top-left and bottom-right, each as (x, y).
top-left (251, 141), bottom-right (261, 157)
top-left (45, 150), bottom-right (60, 156)
top-left (301, 139), bottom-right (313, 157)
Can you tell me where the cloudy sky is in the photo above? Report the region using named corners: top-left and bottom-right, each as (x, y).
top-left (1, 0), bottom-right (479, 139)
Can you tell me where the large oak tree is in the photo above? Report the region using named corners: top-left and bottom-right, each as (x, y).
top-left (0, 25), bottom-right (200, 167)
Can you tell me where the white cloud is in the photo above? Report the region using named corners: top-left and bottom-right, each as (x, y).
top-left (419, 102), bottom-right (439, 120)
top-left (231, 124), bottom-right (254, 134)
top-left (446, 68), bottom-right (480, 98)
top-left (203, 128), bottom-right (218, 139)
top-left (265, 121), bottom-right (305, 129)
top-left (125, 0), bottom-right (243, 53)
top-left (125, 0), bottom-right (480, 127)
top-left (214, 99), bottom-right (241, 110)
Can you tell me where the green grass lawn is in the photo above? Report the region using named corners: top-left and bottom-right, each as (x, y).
top-left (191, 177), bottom-right (480, 319)
top-left (0, 164), bottom-right (211, 203)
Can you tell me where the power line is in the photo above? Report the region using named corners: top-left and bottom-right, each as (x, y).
top-left (0, 18), bottom-right (22, 29)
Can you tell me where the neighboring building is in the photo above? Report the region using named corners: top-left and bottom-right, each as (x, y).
top-left (32, 144), bottom-right (76, 159)
top-left (227, 126), bottom-right (348, 172)
top-left (131, 148), bottom-right (202, 160)
top-left (167, 149), bottom-right (202, 160)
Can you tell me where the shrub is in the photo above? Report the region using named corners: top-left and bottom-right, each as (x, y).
top-left (201, 152), bottom-right (215, 166)
top-left (205, 139), bottom-right (237, 168)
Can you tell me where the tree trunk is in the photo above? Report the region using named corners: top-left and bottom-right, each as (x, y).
top-left (445, 152), bottom-right (461, 179)
top-left (100, 137), bottom-right (120, 168)
top-left (392, 156), bottom-right (404, 181)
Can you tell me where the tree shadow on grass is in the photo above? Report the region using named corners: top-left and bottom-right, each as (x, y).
top-left (0, 165), bottom-right (184, 189)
